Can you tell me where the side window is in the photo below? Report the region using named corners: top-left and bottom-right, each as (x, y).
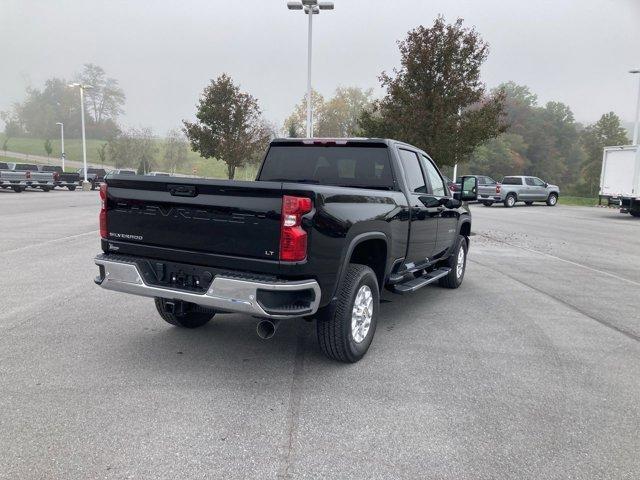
top-left (421, 155), bottom-right (446, 196)
top-left (398, 149), bottom-right (426, 194)
top-left (525, 177), bottom-right (536, 186)
top-left (532, 177), bottom-right (546, 187)
top-left (485, 177), bottom-right (496, 185)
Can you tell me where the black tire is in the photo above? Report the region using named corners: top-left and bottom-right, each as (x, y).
top-left (525, 201), bottom-right (533, 206)
top-left (504, 194), bottom-right (516, 208)
top-left (1, 186), bottom-right (7, 189)
top-left (546, 193), bottom-right (558, 206)
top-left (154, 298), bottom-right (214, 328)
top-left (90, 181), bottom-right (97, 191)
top-left (68, 185), bottom-right (76, 191)
top-left (482, 201), bottom-right (493, 207)
top-left (630, 210), bottom-right (640, 218)
top-left (41, 186), bottom-right (51, 192)
top-left (12, 186), bottom-right (24, 193)
top-left (317, 264), bottom-right (379, 363)
top-left (439, 235), bottom-right (468, 289)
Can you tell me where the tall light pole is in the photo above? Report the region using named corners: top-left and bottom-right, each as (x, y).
top-left (287, 0), bottom-right (334, 137)
top-left (68, 83), bottom-right (93, 184)
top-left (630, 69), bottom-right (640, 146)
top-left (55, 122), bottom-right (65, 171)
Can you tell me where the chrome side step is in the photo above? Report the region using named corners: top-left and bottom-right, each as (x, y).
top-left (391, 268), bottom-right (451, 294)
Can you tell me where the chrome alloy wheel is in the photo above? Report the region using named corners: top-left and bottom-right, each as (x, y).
top-left (456, 245), bottom-right (465, 279)
top-left (549, 195), bottom-right (557, 205)
top-left (507, 195), bottom-right (515, 207)
top-left (351, 285), bottom-right (373, 343)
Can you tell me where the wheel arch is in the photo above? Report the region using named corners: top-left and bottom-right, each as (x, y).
top-left (333, 232), bottom-right (389, 299)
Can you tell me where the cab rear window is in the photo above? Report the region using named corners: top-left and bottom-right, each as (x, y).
top-left (259, 144), bottom-right (395, 190)
top-left (502, 177), bottom-right (523, 185)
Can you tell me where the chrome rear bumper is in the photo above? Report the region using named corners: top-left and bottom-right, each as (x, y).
top-left (94, 256), bottom-right (321, 319)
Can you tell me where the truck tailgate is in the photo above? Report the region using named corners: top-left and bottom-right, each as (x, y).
top-left (105, 176), bottom-right (283, 261)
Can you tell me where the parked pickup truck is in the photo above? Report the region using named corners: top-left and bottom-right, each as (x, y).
top-left (94, 138), bottom-right (478, 362)
top-left (39, 166), bottom-right (82, 191)
top-left (482, 176), bottom-right (559, 208)
top-left (0, 163), bottom-right (56, 192)
top-left (78, 167), bottom-right (108, 190)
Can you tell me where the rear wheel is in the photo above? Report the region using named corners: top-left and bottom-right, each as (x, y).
top-left (439, 235), bottom-right (468, 289)
top-left (504, 194), bottom-right (516, 208)
top-left (68, 185), bottom-right (76, 191)
top-left (630, 210), bottom-right (640, 217)
top-left (12, 186), bottom-right (24, 193)
top-left (546, 193), bottom-right (558, 206)
top-left (41, 186), bottom-right (51, 192)
top-left (525, 201), bottom-right (533, 206)
top-left (154, 298), bottom-right (214, 328)
top-left (317, 264), bottom-right (379, 363)
top-left (90, 181), bottom-right (97, 191)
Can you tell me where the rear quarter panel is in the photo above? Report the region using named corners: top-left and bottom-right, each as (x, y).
top-left (279, 184), bottom-right (409, 304)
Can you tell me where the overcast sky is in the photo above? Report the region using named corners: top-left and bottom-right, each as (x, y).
top-left (1, 0), bottom-right (639, 134)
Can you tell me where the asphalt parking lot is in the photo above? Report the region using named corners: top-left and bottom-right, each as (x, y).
top-left (1, 190), bottom-right (639, 479)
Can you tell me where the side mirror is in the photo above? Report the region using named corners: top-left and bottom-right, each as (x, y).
top-left (544, 182), bottom-right (548, 188)
top-left (460, 176), bottom-right (478, 201)
top-left (418, 195), bottom-right (441, 208)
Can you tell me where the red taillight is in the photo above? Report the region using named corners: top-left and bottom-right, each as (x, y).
top-left (99, 183), bottom-right (108, 238)
top-left (25, 170), bottom-right (31, 179)
top-left (53, 171), bottom-right (60, 181)
top-left (496, 184), bottom-right (501, 194)
top-left (450, 184), bottom-right (457, 191)
top-left (279, 195), bottom-right (312, 262)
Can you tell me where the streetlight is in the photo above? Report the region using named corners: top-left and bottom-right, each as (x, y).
top-left (287, 0), bottom-right (334, 137)
top-left (68, 83), bottom-right (93, 185)
top-left (630, 69), bottom-right (640, 146)
top-left (55, 122), bottom-right (65, 171)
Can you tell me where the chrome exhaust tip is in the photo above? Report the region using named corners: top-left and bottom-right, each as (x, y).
top-left (256, 319), bottom-right (280, 340)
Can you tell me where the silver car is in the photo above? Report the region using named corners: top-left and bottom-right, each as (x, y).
top-left (481, 176), bottom-right (560, 208)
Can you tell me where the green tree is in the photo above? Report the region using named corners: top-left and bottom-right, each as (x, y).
top-left (97, 142), bottom-right (107, 167)
top-left (163, 129), bottom-right (189, 173)
top-left (44, 139), bottom-right (53, 158)
top-left (359, 17), bottom-right (506, 166)
top-left (463, 133), bottom-right (529, 180)
top-left (106, 127), bottom-right (157, 172)
top-left (183, 74), bottom-right (270, 179)
top-left (283, 90), bottom-right (325, 138)
top-left (578, 112), bottom-right (629, 195)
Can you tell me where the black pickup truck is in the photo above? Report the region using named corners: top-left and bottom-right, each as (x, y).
top-left (39, 166), bottom-right (82, 190)
top-left (94, 139), bottom-right (478, 362)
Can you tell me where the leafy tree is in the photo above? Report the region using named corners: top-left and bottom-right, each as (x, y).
top-left (2, 137), bottom-right (9, 157)
top-left (163, 129), bottom-right (189, 173)
top-left (183, 74), bottom-right (270, 179)
top-left (578, 112), bottom-right (629, 195)
top-left (97, 142), bottom-right (107, 167)
top-left (44, 139), bottom-right (53, 158)
top-left (462, 133), bottom-right (529, 180)
top-left (75, 64), bottom-right (126, 123)
top-left (4, 65), bottom-right (124, 139)
top-left (106, 127), bottom-right (157, 172)
top-left (284, 87), bottom-right (373, 137)
top-left (359, 16), bottom-right (506, 166)
top-left (283, 90), bottom-right (325, 138)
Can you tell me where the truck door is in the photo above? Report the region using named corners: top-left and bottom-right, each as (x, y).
top-left (421, 155), bottom-right (457, 258)
top-left (525, 177), bottom-right (545, 200)
top-left (397, 148), bottom-right (438, 266)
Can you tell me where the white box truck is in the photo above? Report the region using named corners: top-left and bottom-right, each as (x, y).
top-left (599, 145), bottom-right (640, 217)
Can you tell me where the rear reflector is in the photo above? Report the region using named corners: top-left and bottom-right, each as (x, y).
top-left (280, 195), bottom-right (312, 262)
top-left (99, 183), bottom-right (108, 238)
